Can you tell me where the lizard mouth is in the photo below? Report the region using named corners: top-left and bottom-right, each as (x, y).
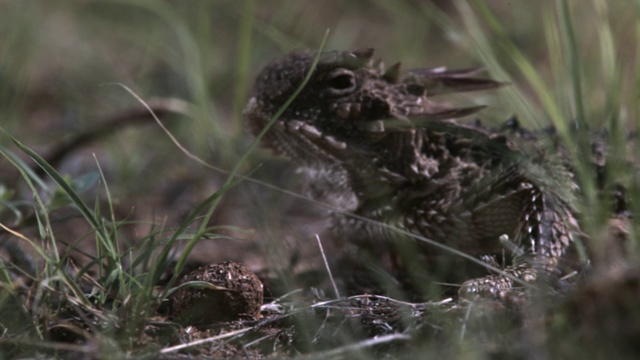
top-left (282, 120), bottom-right (347, 150)
top-left (264, 119), bottom-right (351, 166)
top-left (244, 97), bottom-right (349, 165)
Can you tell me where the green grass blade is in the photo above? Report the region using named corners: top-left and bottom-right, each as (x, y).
top-left (0, 128), bottom-right (116, 265)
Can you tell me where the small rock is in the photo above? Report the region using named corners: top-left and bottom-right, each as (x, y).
top-left (172, 261), bottom-right (263, 326)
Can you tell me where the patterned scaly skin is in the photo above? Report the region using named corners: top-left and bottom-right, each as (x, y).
top-left (243, 48), bottom-right (579, 299)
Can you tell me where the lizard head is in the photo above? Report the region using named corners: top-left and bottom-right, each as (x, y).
top-left (243, 48), bottom-right (500, 165)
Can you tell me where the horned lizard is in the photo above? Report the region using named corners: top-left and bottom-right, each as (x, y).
top-left (243, 48), bottom-right (582, 299)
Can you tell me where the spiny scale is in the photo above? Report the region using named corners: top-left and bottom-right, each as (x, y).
top-left (244, 48), bottom-right (579, 299)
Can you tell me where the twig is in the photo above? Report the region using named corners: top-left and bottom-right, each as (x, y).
top-left (315, 234), bottom-right (340, 298)
top-left (160, 327), bottom-right (252, 354)
top-left (39, 97), bottom-right (193, 175)
top-left (310, 333), bottom-right (411, 358)
top-left (460, 300), bottom-right (473, 341)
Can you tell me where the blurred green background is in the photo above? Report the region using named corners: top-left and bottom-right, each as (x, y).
top-left (1, 1), bottom-right (639, 357)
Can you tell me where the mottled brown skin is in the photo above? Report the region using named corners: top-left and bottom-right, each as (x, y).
top-left (243, 48), bottom-right (579, 299)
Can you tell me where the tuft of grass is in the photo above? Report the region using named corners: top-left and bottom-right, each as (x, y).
top-left (0, 27), bottom-right (332, 356)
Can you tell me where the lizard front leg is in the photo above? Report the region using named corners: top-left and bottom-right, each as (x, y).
top-left (458, 182), bottom-right (577, 300)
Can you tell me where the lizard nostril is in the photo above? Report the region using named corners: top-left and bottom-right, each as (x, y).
top-left (406, 84), bottom-right (424, 96)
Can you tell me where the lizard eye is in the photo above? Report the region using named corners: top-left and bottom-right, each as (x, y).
top-left (324, 68), bottom-right (357, 96)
